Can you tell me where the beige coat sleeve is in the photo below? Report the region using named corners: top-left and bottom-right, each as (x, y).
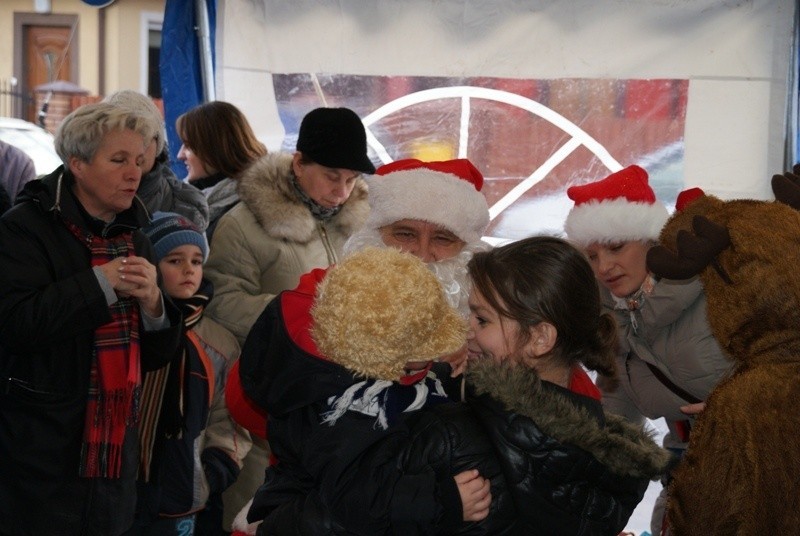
top-left (203, 382), bottom-right (253, 468)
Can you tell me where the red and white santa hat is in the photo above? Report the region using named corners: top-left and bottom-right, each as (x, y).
top-left (564, 165), bottom-right (669, 245)
top-left (365, 158), bottom-right (490, 244)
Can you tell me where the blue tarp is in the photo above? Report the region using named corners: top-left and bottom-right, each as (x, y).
top-left (160, 0), bottom-right (216, 178)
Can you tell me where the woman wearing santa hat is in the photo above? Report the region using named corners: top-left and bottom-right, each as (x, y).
top-left (563, 165), bottom-right (733, 536)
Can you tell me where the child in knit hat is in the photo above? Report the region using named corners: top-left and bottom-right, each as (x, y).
top-left (130, 212), bottom-right (251, 535)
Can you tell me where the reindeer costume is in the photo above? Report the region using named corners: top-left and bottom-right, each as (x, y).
top-left (646, 168), bottom-right (800, 534)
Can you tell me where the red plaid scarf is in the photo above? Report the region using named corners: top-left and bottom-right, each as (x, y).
top-left (63, 218), bottom-right (142, 478)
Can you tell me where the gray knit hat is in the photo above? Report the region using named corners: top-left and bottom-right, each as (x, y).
top-left (103, 89), bottom-right (167, 155)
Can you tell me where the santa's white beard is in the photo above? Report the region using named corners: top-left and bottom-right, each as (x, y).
top-left (343, 228), bottom-right (490, 318)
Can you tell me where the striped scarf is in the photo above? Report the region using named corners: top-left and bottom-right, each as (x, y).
top-left (138, 284), bottom-right (210, 481)
top-left (63, 218), bottom-right (141, 479)
top-left (321, 369), bottom-right (450, 430)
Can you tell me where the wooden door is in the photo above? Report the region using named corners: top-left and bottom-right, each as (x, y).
top-left (24, 25), bottom-right (75, 122)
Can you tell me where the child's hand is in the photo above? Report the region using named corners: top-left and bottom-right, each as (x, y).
top-left (454, 469), bottom-right (491, 522)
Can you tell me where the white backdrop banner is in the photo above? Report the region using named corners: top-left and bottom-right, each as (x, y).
top-left (217, 0), bottom-right (795, 238)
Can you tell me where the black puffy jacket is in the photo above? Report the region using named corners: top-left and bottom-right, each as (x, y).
top-left (240, 267), bottom-right (670, 535)
top-left (241, 271), bottom-right (465, 535)
top-left (401, 360), bottom-right (671, 535)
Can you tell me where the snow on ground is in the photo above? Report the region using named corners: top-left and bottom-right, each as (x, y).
top-left (623, 419), bottom-right (669, 535)
top-left (625, 478), bottom-right (662, 535)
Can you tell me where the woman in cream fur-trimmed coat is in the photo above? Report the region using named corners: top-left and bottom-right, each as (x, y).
top-left (204, 151), bottom-right (369, 530)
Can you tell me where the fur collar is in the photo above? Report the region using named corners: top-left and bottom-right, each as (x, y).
top-left (237, 152), bottom-right (369, 243)
top-left (467, 359), bottom-right (670, 479)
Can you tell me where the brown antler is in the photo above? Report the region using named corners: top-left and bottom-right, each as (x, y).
top-left (772, 164), bottom-right (800, 210)
top-left (647, 216), bottom-right (732, 282)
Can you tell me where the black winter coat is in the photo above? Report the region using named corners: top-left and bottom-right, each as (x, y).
top-left (0, 167), bottom-right (182, 535)
top-left (240, 273), bottom-right (465, 535)
top-left (400, 360), bottom-right (670, 535)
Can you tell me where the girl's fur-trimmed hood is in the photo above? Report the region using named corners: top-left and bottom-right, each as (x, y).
top-left (467, 359), bottom-right (671, 480)
top-left (237, 152), bottom-right (369, 243)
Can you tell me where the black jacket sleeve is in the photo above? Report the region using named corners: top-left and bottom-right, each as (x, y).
top-left (255, 413), bottom-right (459, 536)
top-left (139, 295), bottom-right (182, 372)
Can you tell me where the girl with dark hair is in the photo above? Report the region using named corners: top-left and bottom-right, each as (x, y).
top-left (466, 235), bottom-right (618, 381)
top-left (406, 235), bottom-right (667, 534)
top-left (176, 101), bottom-right (268, 237)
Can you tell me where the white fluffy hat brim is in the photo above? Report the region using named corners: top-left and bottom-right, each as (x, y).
top-left (364, 170), bottom-right (490, 244)
top-left (564, 198), bottom-right (670, 245)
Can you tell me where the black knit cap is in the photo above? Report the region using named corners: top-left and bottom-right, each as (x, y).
top-left (296, 107), bottom-right (376, 174)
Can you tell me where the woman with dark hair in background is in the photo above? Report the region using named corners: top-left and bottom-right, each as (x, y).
top-left (176, 101), bottom-right (268, 239)
top-left (564, 165), bottom-right (733, 535)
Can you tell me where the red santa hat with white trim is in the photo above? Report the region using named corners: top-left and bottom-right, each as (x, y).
top-left (564, 165), bottom-right (669, 245)
top-left (365, 158), bottom-right (490, 244)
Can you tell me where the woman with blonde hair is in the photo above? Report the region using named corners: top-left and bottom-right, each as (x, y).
top-left (0, 102), bottom-right (181, 535)
top-left (176, 100), bottom-right (267, 238)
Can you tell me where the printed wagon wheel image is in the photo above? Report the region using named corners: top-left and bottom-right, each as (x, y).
top-left (362, 86), bottom-right (622, 240)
